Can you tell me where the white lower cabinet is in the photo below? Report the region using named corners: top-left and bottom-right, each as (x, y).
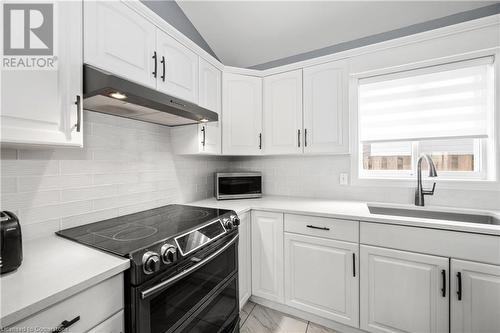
top-left (8, 274), bottom-right (123, 332)
top-left (251, 211), bottom-right (284, 303)
top-left (284, 233), bottom-right (359, 326)
top-left (451, 259), bottom-right (500, 333)
top-left (238, 211), bottom-right (252, 307)
top-left (87, 310), bottom-right (124, 333)
top-left (360, 245), bottom-right (449, 333)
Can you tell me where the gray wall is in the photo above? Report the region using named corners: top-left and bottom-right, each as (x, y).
top-left (141, 0), bottom-right (219, 60)
top-left (250, 3), bottom-right (500, 70)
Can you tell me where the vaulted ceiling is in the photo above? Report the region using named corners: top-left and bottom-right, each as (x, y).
top-left (177, 1), bottom-right (498, 68)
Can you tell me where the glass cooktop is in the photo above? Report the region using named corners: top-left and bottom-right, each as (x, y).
top-left (56, 204), bottom-right (231, 257)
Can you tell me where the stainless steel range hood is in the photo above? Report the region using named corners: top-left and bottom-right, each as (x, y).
top-left (83, 65), bottom-right (218, 126)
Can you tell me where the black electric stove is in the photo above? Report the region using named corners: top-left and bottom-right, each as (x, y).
top-left (57, 204), bottom-right (241, 333)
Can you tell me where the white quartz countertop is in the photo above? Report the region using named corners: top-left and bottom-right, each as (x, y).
top-left (0, 235), bottom-right (130, 328)
top-left (191, 196), bottom-right (500, 236)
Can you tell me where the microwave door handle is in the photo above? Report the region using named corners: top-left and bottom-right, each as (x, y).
top-left (141, 234), bottom-right (239, 299)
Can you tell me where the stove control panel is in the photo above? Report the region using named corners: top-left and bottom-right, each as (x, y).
top-left (160, 244), bottom-right (177, 264)
top-left (142, 251), bottom-right (160, 275)
top-left (230, 214), bottom-right (240, 226)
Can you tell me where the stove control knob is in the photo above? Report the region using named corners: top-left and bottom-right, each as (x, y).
top-left (230, 215), bottom-right (240, 227)
top-left (142, 251), bottom-right (160, 275)
top-left (223, 218), bottom-right (233, 230)
top-left (160, 244), bottom-right (177, 264)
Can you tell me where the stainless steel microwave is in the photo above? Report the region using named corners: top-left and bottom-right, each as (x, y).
top-left (215, 172), bottom-right (262, 200)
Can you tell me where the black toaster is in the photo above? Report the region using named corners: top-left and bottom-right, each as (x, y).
top-left (1, 211), bottom-right (23, 274)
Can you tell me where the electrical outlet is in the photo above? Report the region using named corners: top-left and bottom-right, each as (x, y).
top-left (339, 173), bottom-right (349, 185)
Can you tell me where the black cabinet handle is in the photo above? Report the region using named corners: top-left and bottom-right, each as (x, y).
top-left (52, 316), bottom-right (80, 332)
top-left (258, 133), bottom-right (262, 150)
top-left (152, 51), bottom-right (157, 78)
top-left (74, 95), bottom-right (82, 132)
top-left (161, 56), bottom-right (166, 81)
top-left (441, 269), bottom-right (446, 297)
top-left (352, 253), bottom-right (356, 277)
top-left (306, 225), bottom-right (330, 231)
top-left (298, 129), bottom-right (301, 147)
top-left (304, 128), bottom-right (308, 147)
top-left (201, 126), bottom-right (206, 147)
top-left (457, 272), bottom-right (462, 300)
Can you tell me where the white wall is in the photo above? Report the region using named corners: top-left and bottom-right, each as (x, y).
top-left (0, 111), bottom-right (228, 241)
top-left (229, 155), bottom-right (500, 210)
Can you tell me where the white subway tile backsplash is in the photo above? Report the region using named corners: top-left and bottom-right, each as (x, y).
top-left (1, 111), bottom-right (228, 239)
top-left (60, 208), bottom-right (119, 229)
top-left (19, 200), bottom-right (93, 225)
top-left (1, 160), bottom-right (60, 177)
top-left (18, 175), bottom-right (93, 192)
top-left (1, 177), bottom-right (17, 193)
top-left (1, 190), bottom-right (60, 210)
top-left (229, 156), bottom-right (500, 210)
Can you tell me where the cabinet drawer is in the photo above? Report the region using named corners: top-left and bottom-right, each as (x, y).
top-left (360, 222), bottom-right (500, 265)
top-left (8, 274), bottom-right (123, 332)
top-left (88, 310), bottom-right (124, 333)
top-left (284, 214), bottom-right (358, 242)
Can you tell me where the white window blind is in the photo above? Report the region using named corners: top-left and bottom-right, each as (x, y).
top-left (358, 57), bottom-right (494, 143)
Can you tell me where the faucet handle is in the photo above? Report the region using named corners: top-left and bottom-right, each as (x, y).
top-left (423, 182), bottom-right (436, 195)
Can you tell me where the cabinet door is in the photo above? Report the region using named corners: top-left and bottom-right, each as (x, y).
top-left (156, 30), bottom-right (198, 103)
top-left (451, 259), bottom-right (500, 333)
top-left (284, 233), bottom-right (358, 327)
top-left (251, 211), bottom-right (284, 303)
top-left (199, 58), bottom-right (221, 154)
top-left (87, 310), bottom-right (124, 333)
top-left (360, 245), bottom-right (449, 333)
top-left (1, 1), bottom-right (83, 147)
top-left (222, 73), bottom-right (263, 155)
top-left (303, 61), bottom-right (349, 154)
top-left (263, 70), bottom-right (303, 154)
top-left (238, 212), bottom-right (252, 307)
top-left (84, 0), bottom-right (156, 88)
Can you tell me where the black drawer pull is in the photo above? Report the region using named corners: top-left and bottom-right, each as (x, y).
top-left (52, 316), bottom-right (80, 332)
top-left (441, 269), bottom-right (446, 297)
top-left (152, 51), bottom-right (157, 78)
top-left (457, 272), bottom-right (462, 301)
top-left (352, 253), bottom-right (356, 277)
top-left (306, 225), bottom-right (330, 231)
top-left (161, 56), bottom-right (166, 81)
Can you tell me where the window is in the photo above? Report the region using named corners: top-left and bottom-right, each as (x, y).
top-left (358, 57), bottom-right (495, 180)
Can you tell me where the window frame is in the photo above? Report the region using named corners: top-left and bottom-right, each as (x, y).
top-left (358, 139), bottom-right (486, 180)
top-left (349, 50), bottom-right (499, 190)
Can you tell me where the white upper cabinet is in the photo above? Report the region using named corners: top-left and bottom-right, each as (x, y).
top-left (263, 70), bottom-right (303, 154)
top-left (251, 211), bottom-right (284, 303)
top-left (84, 1), bottom-right (156, 88)
top-left (1, 1), bottom-right (83, 147)
top-left (284, 233), bottom-right (359, 327)
top-left (303, 60), bottom-right (349, 154)
top-left (222, 73), bottom-right (263, 155)
top-left (360, 245), bottom-right (449, 333)
top-left (451, 259), bottom-right (500, 333)
top-left (171, 58), bottom-right (220, 155)
top-left (156, 30), bottom-right (198, 103)
top-left (199, 58), bottom-right (221, 154)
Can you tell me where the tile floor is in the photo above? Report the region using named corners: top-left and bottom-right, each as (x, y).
top-left (239, 301), bottom-right (339, 333)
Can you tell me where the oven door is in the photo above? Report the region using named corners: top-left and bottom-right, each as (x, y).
top-left (131, 234), bottom-right (239, 333)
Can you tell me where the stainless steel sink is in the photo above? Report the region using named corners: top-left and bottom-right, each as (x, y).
top-left (367, 205), bottom-right (500, 225)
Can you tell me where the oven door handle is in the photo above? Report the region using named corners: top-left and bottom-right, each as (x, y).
top-left (141, 234), bottom-right (239, 299)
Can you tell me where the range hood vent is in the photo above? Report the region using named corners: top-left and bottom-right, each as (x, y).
top-left (83, 65), bottom-right (218, 127)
